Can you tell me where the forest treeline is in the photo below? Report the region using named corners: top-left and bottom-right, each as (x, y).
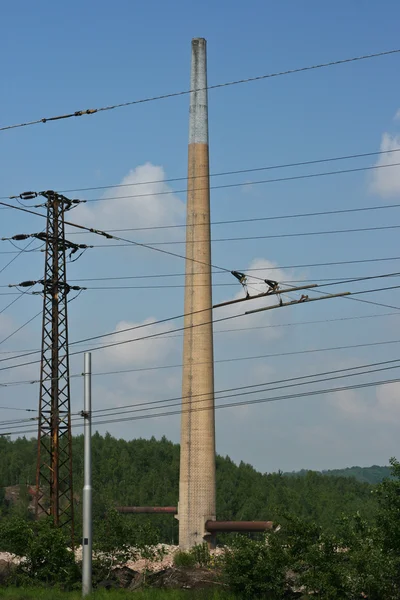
top-left (286, 465), bottom-right (391, 484)
top-left (0, 433), bottom-right (383, 540)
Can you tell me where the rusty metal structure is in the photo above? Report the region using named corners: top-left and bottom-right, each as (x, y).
top-left (205, 520), bottom-right (273, 533)
top-left (115, 507), bottom-right (273, 533)
top-left (34, 190), bottom-right (84, 541)
top-left (116, 506), bottom-right (178, 514)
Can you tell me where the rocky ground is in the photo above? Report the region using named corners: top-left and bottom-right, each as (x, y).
top-left (0, 545), bottom-right (226, 590)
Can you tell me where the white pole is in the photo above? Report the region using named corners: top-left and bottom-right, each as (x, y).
top-left (82, 352), bottom-right (92, 597)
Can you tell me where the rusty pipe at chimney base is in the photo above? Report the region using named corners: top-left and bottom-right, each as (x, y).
top-left (116, 506), bottom-right (177, 514)
top-left (205, 520), bottom-right (273, 533)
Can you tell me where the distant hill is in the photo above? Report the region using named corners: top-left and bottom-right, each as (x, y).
top-left (286, 465), bottom-right (391, 485)
top-left (0, 433), bottom-right (383, 540)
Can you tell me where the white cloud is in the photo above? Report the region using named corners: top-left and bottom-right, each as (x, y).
top-left (330, 388), bottom-right (366, 417)
top-left (375, 382), bottom-right (400, 422)
top-left (331, 382), bottom-right (400, 424)
top-left (96, 317), bottom-right (180, 368)
top-left (370, 133), bottom-right (400, 197)
top-left (75, 163), bottom-right (185, 232)
top-left (394, 109), bottom-right (400, 121)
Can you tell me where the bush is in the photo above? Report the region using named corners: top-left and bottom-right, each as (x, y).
top-left (0, 516), bottom-right (33, 556)
top-left (173, 550), bottom-right (197, 568)
top-left (221, 533), bottom-right (288, 599)
top-left (191, 543), bottom-right (211, 567)
top-left (5, 518), bottom-right (80, 589)
top-left (91, 508), bottom-right (163, 584)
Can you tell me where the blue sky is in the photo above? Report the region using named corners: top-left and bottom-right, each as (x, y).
top-left (1, 0), bottom-right (400, 472)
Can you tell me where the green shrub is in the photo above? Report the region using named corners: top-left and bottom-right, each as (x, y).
top-left (8, 518), bottom-right (80, 589)
top-left (222, 533), bottom-right (288, 599)
top-left (0, 516), bottom-right (33, 556)
top-left (173, 550), bottom-right (196, 568)
top-left (190, 543), bottom-right (211, 567)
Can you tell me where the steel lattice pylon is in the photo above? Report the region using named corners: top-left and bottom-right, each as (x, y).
top-left (35, 191), bottom-right (75, 541)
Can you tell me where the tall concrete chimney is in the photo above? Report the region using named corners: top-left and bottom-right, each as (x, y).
top-left (178, 38), bottom-right (216, 550)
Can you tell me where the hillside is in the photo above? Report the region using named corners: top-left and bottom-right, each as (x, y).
top-left (286, 465), bottom-right (391, 484)
top-left (321, 465), bottom-right (391, 484)
top-left (0, 433), bottom-right (380, 539)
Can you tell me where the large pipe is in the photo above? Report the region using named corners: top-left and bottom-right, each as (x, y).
top-left (205, 520), bottom-right (274, 533)
top-left (178, 38), bottom-right (216, 551)
top-left (116, 506), bottom-right (177, 514)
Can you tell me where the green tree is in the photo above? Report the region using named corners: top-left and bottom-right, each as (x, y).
top-left (222, 533), bottom-right (288, 599)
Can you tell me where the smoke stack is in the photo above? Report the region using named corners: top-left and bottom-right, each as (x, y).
top-left (178, 38), bottom-right (216, 550)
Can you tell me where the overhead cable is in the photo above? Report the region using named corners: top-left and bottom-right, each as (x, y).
top-left (1, 48), bottom-right (399, 133)
top-left (2, 375), bottom-right (400, 437)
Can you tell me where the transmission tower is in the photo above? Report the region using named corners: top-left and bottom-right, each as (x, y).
top-left (30, 190), bottom-right (86, 541)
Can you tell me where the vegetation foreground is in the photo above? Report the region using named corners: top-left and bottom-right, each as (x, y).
top-left (0, 590), bottom-right (235, 600)
top-left (1, 459), bottom-right (400, 598)
top-left (2, 436), bottom-right (400, 598)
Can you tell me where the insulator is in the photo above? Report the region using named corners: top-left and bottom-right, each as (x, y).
top-left (20, 192), bottom-right (38, 200)
top-left (39, 190), bottom-right (55, 199)
top-left (231, 270), bottom-right (247, 284)
top-left (33, 232), bottom-right (48, 241)
top-left (17, 280), bottom-right (38, 287)
top-left (11, 234), bottom-right (30, 241)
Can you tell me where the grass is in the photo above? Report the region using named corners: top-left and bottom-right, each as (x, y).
top-left (0, 589), bottom-right (236, 600)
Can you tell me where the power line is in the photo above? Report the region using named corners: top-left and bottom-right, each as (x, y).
top-left (87, 363), bottom-right (400, 421)
top-left (85, 376), bottom-right (400, 430)
top-left (0, 405), bottom-right (36, 412)
top-left (50, 148), bottom-right (400, 194)
top-left (0, 283), bottom-right (305, 366)
top-left (0, 280), bottom-right (399, 374)
top-left (3, 374), bottom-right (400, 438)
top-left (0, 277), bottom-right (399, 372)
top-left (67, 257), bottom-right (400, 283)
top-left (59, 148), bottom-right (400, 193)
top-left (1, 351), bottom-right (394, 391)
top-left (0, 237), bottom-right (44, 315)
top-left (56, 270), bottom-right (400, 291)
top-left (89, 358), bottom-right (400, 416)
top-left (63, 271), bottom-right (400, 298)
top-left (3, 161), bottom-right (400, 219)
top-left (0, 286), bottom-right (82, 351)
top-left (82, 224), bottom-right (400, 249)
top-left (2, 357), bottom-right (399, 430)
top-left (3, 219), bottom-right (400, 255)
top-left (69, 281), bottom-right (400, 352)
top-left (0, 199), bottom-right (233, 276)
top-left (3, 152), bottom-right (400, 215)
top-left (0, 236), bottom-right (40, 275)
top-left (0, 310), bottom-right (397, 373)
top-left (0, 416), bottom-right (38, 430)
top-left (2, 48), bottom-right (399, 133)
top-left (0, 311), bottom-right (42, 347)
top-left (0, 293), bottom-right (29, 315)
top-left (4, 336), bottom-right (400, 381)
top-left (67, 202), bottom-right (400, 235)
top-left (78, 338), bottom-right (400, 376)
top-left (3, 196), bottom-right (400, 272)
top-left (60, 161), bottom-right (400, 205)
